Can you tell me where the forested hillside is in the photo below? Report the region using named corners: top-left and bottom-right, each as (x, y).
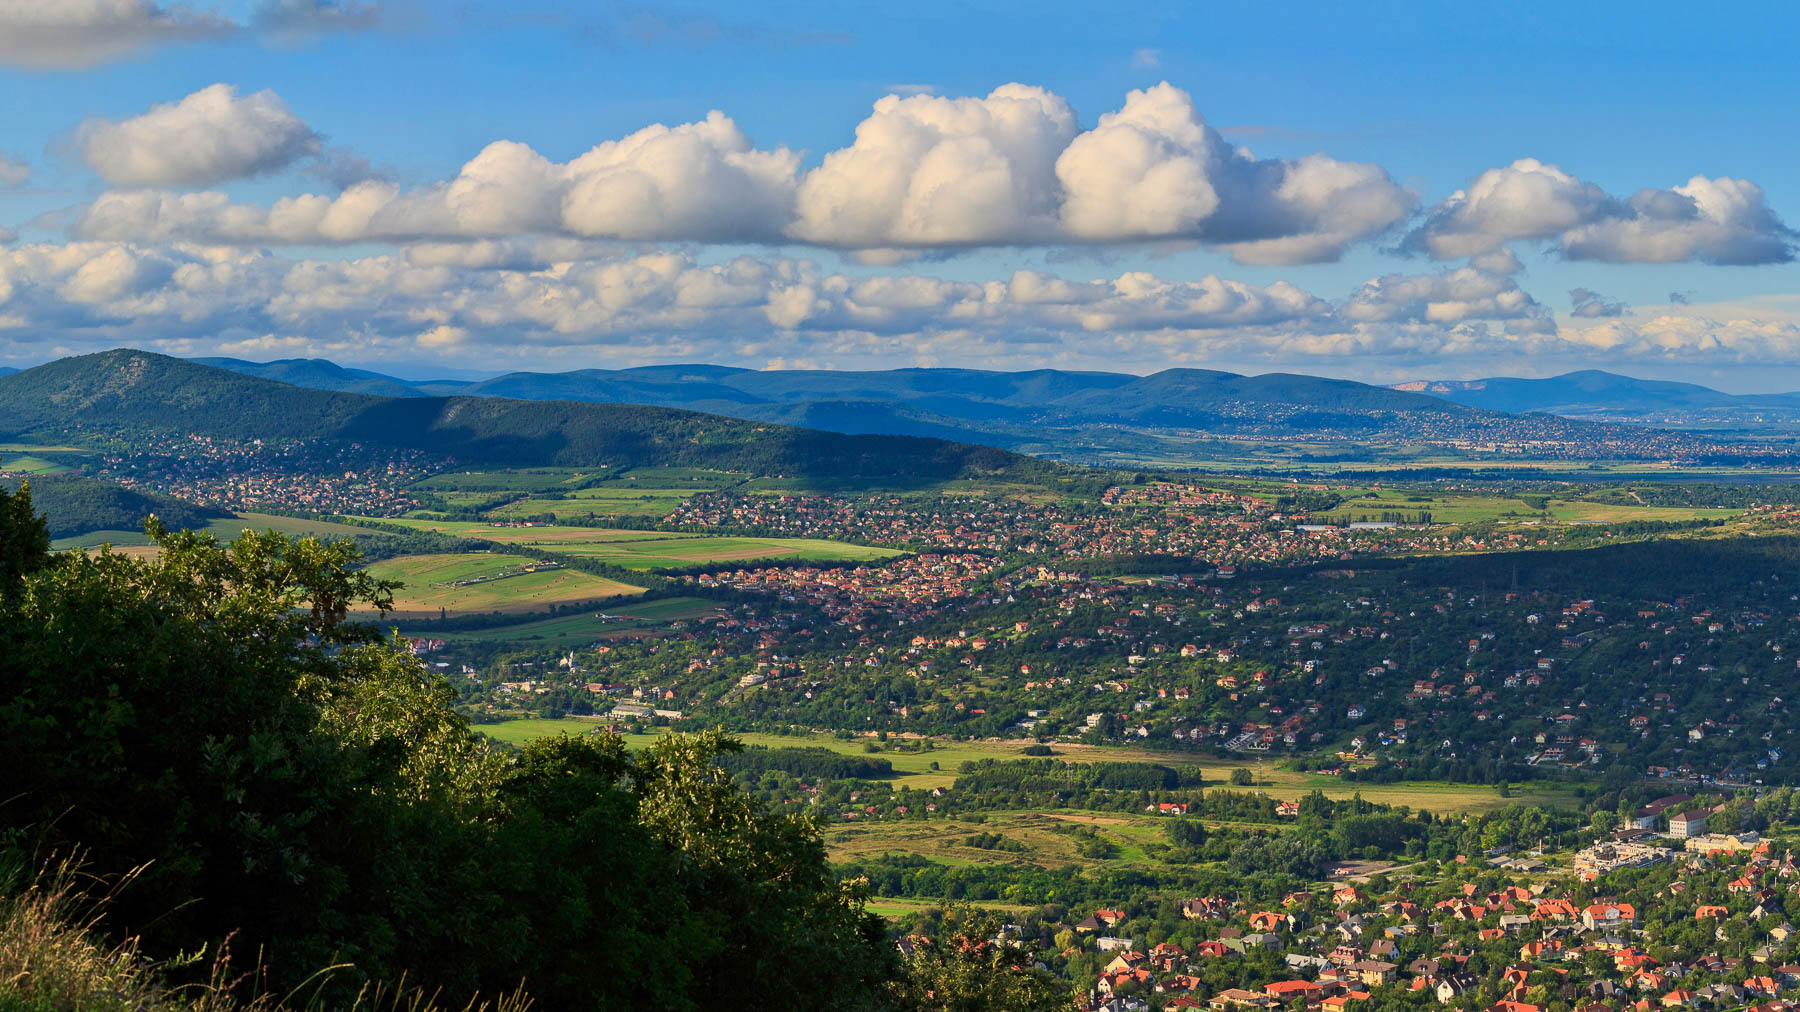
top-left (0, 473), bottom-right (224, 537)
top-left (0, 350), bottom-right (1067, 485)
top-left (204, 356), bottom-right (1476, 432)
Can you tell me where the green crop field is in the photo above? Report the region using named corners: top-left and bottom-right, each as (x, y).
top-left (358, 552), bottom-right (644, 617)
top-left (825, 810), bottom-right (1175, 870)
top-left (861, 896), bottom-right (1033, 921)
top-left (410, 468), bottom-right (602, 492)
top-left (0, 443), bottom-right (94, 454)
top-left (476, 717), bottom-right (618, 746)
top-left (486, 488), bottom-right (697, 519)
top-left (591, 467), bottom-right (746, 488)
top-left (603, 596), bottom-right (724, 621)
top-left (1547, 501), bottom-right (1744, 523)
top-left (1315, 489), bottom-right (1745, 526)
top-left (410, 596), bottom-right (723, 646)
top-left (219, 513), bottom-right (390, 538)
top-left (0, 454), bottom-right (77, 474)
top-left (419, 612), bottom-right (612, 646)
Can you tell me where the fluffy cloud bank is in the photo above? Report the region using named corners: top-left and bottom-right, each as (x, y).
top-left (0, 0), bottom-right (379, 69)
top-left (1408, 158), bottom-right (1796, 265)
top-left (6, 239), bottom-right (1792, 370)
top-left (73, 110), bottom-right (802, 243)
top-left (57, 83), bottom-right (1794, 267)
top-left (75, 84), bottom-right (323, 187)
top-left (66, 82), bottom-right (1415, 265)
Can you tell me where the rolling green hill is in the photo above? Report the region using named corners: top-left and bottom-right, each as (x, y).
top-left (0, 473), bottom-right (227, 538)
top-left (0, 350), bottom-right (1071, 486)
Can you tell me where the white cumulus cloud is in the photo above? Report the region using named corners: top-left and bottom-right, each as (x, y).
top-left (63, 82), bottom-right (1413, 264)
top-left (1057, 83), bottom-right (1414, 264)
top-left (74, 110), bottom-right (799, 243)
top-left (75, 84), bottom-right (323, 187)
top-left (792, 84), bottom-right (1077, 247)
top-left (1408, 158), bottom-right (1794, 265)
top-left (1560, 175), bottom-right (1795, 265)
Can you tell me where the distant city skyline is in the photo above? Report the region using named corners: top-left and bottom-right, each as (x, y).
top-left (1, 0), bottom-right (1797, 390)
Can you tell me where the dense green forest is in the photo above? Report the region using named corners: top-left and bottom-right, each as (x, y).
top-left (0, 482), bottom-right (1063, 1010)
top-left (0, 350), bottom-right (1074, 487)
top-left (0, 472), bottom-right (225, 537)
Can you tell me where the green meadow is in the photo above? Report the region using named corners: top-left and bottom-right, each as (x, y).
top-left (406, 596), bottom-right (723, 646)
top-left (359, 552), bottom-right (644, 618)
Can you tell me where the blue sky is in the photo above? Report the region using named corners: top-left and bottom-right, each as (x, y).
top-left (1, 0), bottom-right (1797, 389)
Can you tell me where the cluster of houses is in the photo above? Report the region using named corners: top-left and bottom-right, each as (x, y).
top-left (1032, 839), bottom-right (1800, 1012)
top-left (666, 486), bottom-right (1549, 573)
top-left (693, 553), bottom-right (1004, 627)
top-left (101, 433), bottom-right (433, 517)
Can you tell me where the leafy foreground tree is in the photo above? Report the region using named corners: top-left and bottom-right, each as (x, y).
top-left (0, 497), bottom-right (899, 1010)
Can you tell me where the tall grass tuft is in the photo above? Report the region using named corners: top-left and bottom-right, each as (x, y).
top-left (0, 857), bottom-right (530, 1012)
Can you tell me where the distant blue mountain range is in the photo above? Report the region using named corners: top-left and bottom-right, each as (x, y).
top-left (1394, 371), bottom-right (1800, 425)
top-left (191, 354), bottom-right (1800, 438)
top-left (191, 356), bottom-right (1470, 439)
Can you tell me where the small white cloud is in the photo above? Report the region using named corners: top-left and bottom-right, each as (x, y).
top-left (75, 83), bottom-right (322, 187)
top-left (1130, 47), bottom-right (1161, 69)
